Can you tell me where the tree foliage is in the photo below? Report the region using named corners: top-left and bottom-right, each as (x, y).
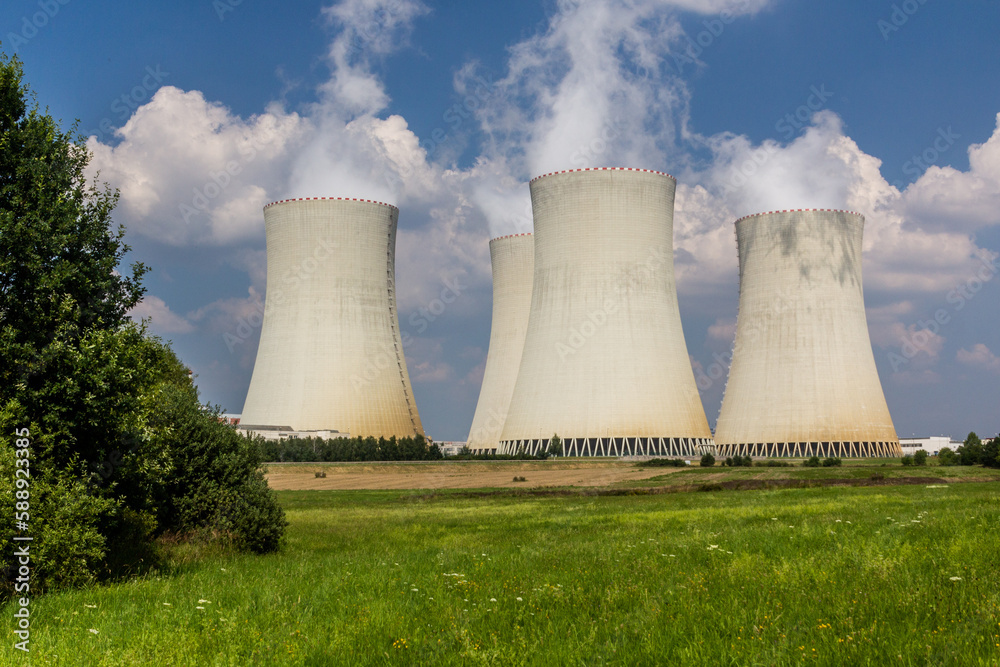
top-left (0, 51), bottom-right (284, 596)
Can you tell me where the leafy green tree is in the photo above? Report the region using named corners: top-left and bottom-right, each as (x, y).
top-left (0, 50), bottom-right (285, 594)
top-left (913, 449), bottom-right (928, 466)
top-left (981, 437), bottom-right (999, 469)
top-left (936, 447), bottom-right (959, 466)
top-left (957, 432), bottom-right (983, 466)
top-left (547, 434), bottom-right (563, 457)
top-left (901, 455), bottom-right (914, 466)
top-left (700, 453), bottom-right (715, 467)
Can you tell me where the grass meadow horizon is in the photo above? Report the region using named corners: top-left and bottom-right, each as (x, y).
top-left (6, 462), bottom-right (1000, 665)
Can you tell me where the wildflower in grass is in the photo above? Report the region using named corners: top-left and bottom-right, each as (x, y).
top-left (198, 599), bottom-right (211, 604)
top-left (490, 598), bottom-right (497, 602)
top-left (411, 588), bottom-right (418, 592)
top-left (89, 629), bottom-right (99, 634)
top-left (196, 606), bottom-right (205, 610)
top-left (84, 604), bottom-right (96, 608)
top-left (162, 603), bottom-right (172, 607)
top-left (950, 577), bottom-right (962, 581)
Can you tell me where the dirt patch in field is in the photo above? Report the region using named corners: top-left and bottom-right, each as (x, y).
top-left (265, 461), bottom-right (686, 490)
top-left (408, 476), bottom-right (979, 500)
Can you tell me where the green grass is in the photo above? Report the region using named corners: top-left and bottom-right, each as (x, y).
top-left (7, 482), bottom-right (1000, 665)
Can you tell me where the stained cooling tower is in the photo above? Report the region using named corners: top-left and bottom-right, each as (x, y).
top-left (498, 168), bottom-right (714, 457)
top-left (240, 197), bottom-right (423, 438)
top-left (714, 209), bottom-right (899, 458)
top-left (466, 233), bottom-right (534, 453)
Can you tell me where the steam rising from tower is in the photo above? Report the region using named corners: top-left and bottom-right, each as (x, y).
top-left (241, 198), bottom-right (423, 438)
top-left (714, 209), bottom-right (899, 458)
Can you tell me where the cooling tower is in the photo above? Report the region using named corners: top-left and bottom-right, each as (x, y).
top-left (498, 168), bottom-right (714, 457)
top-left (466, 233), bottom-right (534, 453)
top-left (714, 209), bottom-right (900, 458)
top-left (240, 197), bottom-right (423, 438)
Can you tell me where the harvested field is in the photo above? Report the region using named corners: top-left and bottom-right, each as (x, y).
top-left (264, 459), bottom-right (685, 490)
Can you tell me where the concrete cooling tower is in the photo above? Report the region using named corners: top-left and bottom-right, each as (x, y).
top-left (714, 209), bottom-right (900, 458)
top-left (240, 197), bottom-right (423, 438)
top-left (498, 168), bottom-right (714, 457)
top-left (466, 233), bottom-right (534, 453)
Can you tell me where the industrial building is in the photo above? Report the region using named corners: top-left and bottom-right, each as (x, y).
top-left (466, 233), bottom-right (534, 453)
top-left (899, 437), bottom-right (960, 456)
top-left (714, 209), bottom-right (901, 458)
top-left (240, 197), bottom-right (424, 439)
top-left (498, 168), bottom-right (714, 457)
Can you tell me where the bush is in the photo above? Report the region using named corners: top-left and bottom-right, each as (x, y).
top-left (957, 432), bottom-right (983, 466)
top-left (803, 456), bottom-right (821, 467)
top-left (982, 437), bottom-right (1000, 469)
top-left (724, 455), bottom-right (753, 467)
top-left (822, 457), bottom-right (842, 467)
top-left (638, 458), bottom-right (688, 468)
top-left (150, 384), bottom-right (286, 554)
top-left (913, 450), bottom-right (928, 466)
top-left (901, 455), bottom-right (914, 466)
top-left (755, 460), bottom-right (794, 468)
top-left (937, 447), bottom-right (959, 466)
top-left (700, 454), bottom-right (716, 467)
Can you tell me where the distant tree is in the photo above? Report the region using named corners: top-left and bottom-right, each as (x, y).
top-left (913, 449), bottom-right (928, 466)
top-left (822, 457), bottom-right (842, 467)
top-left (981, 437), bottom-right (999, 468)
top-left (936, 447), bottom-right (959, 466)
top-left (547, 434), bottom-right (563, 457)
top-left (700, 453), bottom-right (716, 467)
top-left (957, 432), bottom-right (983, 466)
top-left (901, 455), bottom-right (914, 466)
top-left (803, 456), bottom-right (821, 468)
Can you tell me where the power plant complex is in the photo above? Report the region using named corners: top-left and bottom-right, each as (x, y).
top-left (714, 210), bottom-right (900, 458)
top-left (240, 176), bottom-right (898, 459)
top-left (240, 197), bottom-right (423, 439)
top-left (496, 168), bottom-right (714, 457)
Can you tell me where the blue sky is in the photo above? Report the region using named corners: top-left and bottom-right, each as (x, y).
top-left (4, 0), bottom-right (999, 441)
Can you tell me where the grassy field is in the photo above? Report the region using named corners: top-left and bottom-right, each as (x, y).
top-left (7, 470), bottom-right (1000, 665)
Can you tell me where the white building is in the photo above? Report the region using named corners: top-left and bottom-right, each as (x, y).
top-left (898, 437), bottom-right (959, 456)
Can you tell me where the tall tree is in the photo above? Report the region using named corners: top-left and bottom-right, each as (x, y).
top-left (0, 51), bottom-right (148, 474)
